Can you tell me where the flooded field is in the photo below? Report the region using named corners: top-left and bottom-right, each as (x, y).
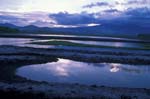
top-left (0, 38), bottom-right (33, 45)
top-left (16, 58), bottom-right (150, 88)
top-left (0, 37), bottom-right (150, 49)
top-left (0, 36), bottom-right (150, 98)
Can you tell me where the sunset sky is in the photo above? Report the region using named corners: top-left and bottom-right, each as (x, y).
top-left (0, 0), bottom-right (150, 27)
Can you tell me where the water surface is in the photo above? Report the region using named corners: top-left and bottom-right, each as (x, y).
top-left (33, 39), bottom-right (150, 49)
top-left (0, 38), bottom-right (33, 45)
top-left (0, 37), bottom-right (149, 49)
top-left (16, 59), bottom-right (150, 88)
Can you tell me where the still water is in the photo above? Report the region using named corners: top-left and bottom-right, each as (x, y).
top-left (0, 38), bottom-right (149, 49)
top-left (0, 38), bottom-right (33, 45)
top-left (16, 59), bottom-right (150, 88)
top-left (60, 40), bottom-right (150, 48)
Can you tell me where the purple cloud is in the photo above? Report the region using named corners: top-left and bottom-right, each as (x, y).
top-left (83, 2), bottom-right (109, 8)
top-left (0, 7), bottom-right (149, 30)
top-left (103, 9), bottom-right (120, 13)
top-left (48, 8), bottom-right (149, 30)
top-left (125, 7), bottom-right (150, 18)
top-left (0, 11), bottom-right (54, 27)
top-left (115, 0), bottom-right (150, 5)
top-left (49, 12), bottom-right (98, 25)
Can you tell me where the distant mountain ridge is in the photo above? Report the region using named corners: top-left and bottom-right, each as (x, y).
top-left (0, 23), bottom-right (149, 37)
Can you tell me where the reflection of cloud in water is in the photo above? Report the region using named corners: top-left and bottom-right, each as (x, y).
top-left (108, 63), bottom-right (150, 74)
top-left (0, 38), bottom-right (33, 45)
top-left (110, 63), bottom-right (121, 72)
top-left (114, 42), bottom-right (123, 47)
top-left (45, 59), bottom-right (84, 77)
top-left (46, 59), bottom-right (150, 76)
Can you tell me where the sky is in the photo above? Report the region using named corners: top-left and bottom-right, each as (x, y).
top-left (0, 0), bottom-right (150, 28)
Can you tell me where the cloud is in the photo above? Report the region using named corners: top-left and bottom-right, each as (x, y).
top-left (0, 7), bottom-right (149, 31)
top-left (99, 7), bottom-right (150, 34)
top-left (127, 0), bottom-right (150, 5)
top-left (127, 0), bottom-right (141, 4)
top-left (0, 12), bottom-right (28, 26)
top-left (83, 2), bottom-right (110, 8)
top-left (47, 7), bottom-right (150, 32)
top-left (0, 0), bottom-right (26, 11)
top-left (124, 7), bottom-right (150, 28)
top-left (49, 12), bottom-right (99, 25)
top-left (125, 7), bottom-right (150, 18)
top-left (0, 11), bottom-right (55, 27)
top-left (0, 11), bottom-right (101, 28)
top-left (114, 0), bottom-right (149, 5)
top-left (103, 9), bottom-right (120, 13)
top-left (82, 0), bottom-right (149, 13)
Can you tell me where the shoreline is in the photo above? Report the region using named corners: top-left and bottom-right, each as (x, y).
top-left (0, 34), bottom-right (150, 43)
top-left (0, 45), bottom-right (150, 99)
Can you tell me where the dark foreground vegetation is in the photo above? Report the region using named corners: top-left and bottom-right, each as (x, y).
top-left (0, 90), bottom-right (135, 99)
top-left (0, 26), bottom-right (20, 33)
top-left (0, 90), bottom-right (48, 99)
top-left (0, 90), bottom-right (115, 99)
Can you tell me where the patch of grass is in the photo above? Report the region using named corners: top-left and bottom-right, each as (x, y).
top-left (32, 40), bottom-right (150, 50)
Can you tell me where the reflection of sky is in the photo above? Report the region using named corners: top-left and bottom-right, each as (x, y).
top-left (33, 39), bottom-right (149, 49)
top-left (41, 59), bottom-right (95, 77)
top-left (16, 58), bottom-right (150, 88)
top-left (109, 63), bottom-right (150, 74)
top-left (46, 59), bottom-right (75, 77)
top-left (1, 37), bottom-right (149, 49)
top-left (110, 63), bottom-right (121, 72)
top-left (0, 38), bottom-right (32, 45)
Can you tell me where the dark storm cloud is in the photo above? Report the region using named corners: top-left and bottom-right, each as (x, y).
top-left (82, 2), bottom-right (110, 8)
top-left (48, 7), bottom-right (150, 33)
top-left (49, 12), bottom-right (98, 25)
top-left (124, 7), bottom-right (150, 28)
top-left (125, 7), bottom-right (150, 18)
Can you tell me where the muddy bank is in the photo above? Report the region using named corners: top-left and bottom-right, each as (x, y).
top-left (0, 45), bottom-right (150, 65)
top-left (0, 54), bottom-right (58, 82)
